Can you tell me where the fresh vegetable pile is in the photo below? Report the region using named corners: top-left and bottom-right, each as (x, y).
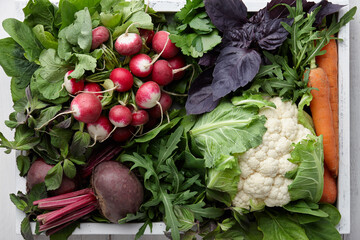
top-left (0, 0), bottom-right (356, 239)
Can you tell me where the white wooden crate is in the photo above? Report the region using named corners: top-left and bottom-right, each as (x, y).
top-left (13, 0), bottom-right (351, 236)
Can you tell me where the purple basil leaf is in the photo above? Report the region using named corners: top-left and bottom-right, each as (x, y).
top-left (199, 51), bottom-right (219, 67)
top-left (204, 0), bottom-right (248, 32)
top-left (249, 8), bottom-right (270, 23)
top-left (185, 68), bottom-right (220, 115)
top-left (257, 18), bottom-right (292, 50)
top-left (211, 47), bottom-right (262, 100)
top-left (222, 25), bottom-right (254, 49)
top-left (309, 0), bottom-right (344, 26)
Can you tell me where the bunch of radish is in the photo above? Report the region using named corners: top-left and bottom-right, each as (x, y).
top-left (42, 25), bottom-right (188, 146)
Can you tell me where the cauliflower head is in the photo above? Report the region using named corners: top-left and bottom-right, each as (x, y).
top-left (232, 97), bottom-right (312, 209)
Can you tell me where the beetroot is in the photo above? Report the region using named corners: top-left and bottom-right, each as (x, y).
top-left (92, 161), bottom-right (143, 222)
top-left (33, 161), bottom-right (144, 235)
top-left (26, 159), bottom-right (77, 195)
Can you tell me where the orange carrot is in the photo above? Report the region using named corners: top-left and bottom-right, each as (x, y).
top-left (316, 39), bottom-right (339, 165)
top-left (308, 67), bottom-right (338, 177)
top-left (320, 164), bottom-right (337, 204)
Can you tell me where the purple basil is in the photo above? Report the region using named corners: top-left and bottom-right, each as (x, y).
top-left (204, 0), bottom-right (248, 32)
top-left (185, 68), bottom-right (220, 115)
top-left (309, 0), bottom-right (344, 26)
top-left (257, 18), bottom-right (293, 50)
top-left (211, 47), bottom-right (261, 100)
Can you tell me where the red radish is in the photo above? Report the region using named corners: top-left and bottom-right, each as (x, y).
top-left (135, 81), bottom-right (161, 109)
top-left (84, 83), bottom-right (103, 100)
top-left (152, 31), bottom-right (179, 59)
top-left (168, 54), bottom-right (186, 80)
top-left (152, 60), bottom-right (192, 86)
top-left (109, 105), bottom-right (132, 127)
top-left (63, 70), bottom-right (84, 95)
top-left (91, 26), bottom-right (110, 50)
top-left (87, 115), bottom-right (113, 142)
top-left (110, 68), bottom-right (134, 92)
top-left (112, 126), bottom-right (134, 142)
top-left (33, 161), bottom-right (143, 235)
top-left (129, 54), bottom-right (153, 78)
top-left (152, 60), bottom-right (173, 86)
top-left (115, 28), bottom-right (142, 56)
top-left (131, 110), bottom-right (149, 126)
top-left (70, 93), bottom-right (102, 123)
top-left (27, 159), bottom-right (77, 196)
top-left (35, 92), bottom-right (102, 130)
top-left (148, 92), bottom-right (172, 118)
top-left (139, 29), bottom-right (155, 45)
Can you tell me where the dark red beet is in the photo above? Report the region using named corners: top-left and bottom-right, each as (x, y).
top-left (26, 159), bottom-right (77, 195)
top-left (92, 161), bottom-right (143, 222)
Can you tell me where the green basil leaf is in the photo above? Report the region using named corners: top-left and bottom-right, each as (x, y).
top-left (63, 159), bottom-right (76, 179)
top-left (34, 105), bottom-right (62, 130)
top-left (70, 131), bottom-right (91, 157)
top-left (27, 182), bottom-right (47, 206)
top-left (50, 221), bottom-right (80, 240)
top-left (45, 162), bottom-right (63, 190)
top-left (16, 155), bottom-right (31, 177)
top-left (20, 216), bottom-right (34, 240)
top-left (10, 194), bottom-right (28, 212)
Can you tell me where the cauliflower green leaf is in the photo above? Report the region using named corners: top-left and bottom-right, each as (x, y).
top-left (190, 101), bottom-right (267, 168)
top-left (287, 135), bottom-right (324, 203)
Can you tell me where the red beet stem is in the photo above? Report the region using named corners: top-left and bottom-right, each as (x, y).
top-left (39, 204), bottom-right (97, 232)
top-left (38, 194), bottom-right (93, 210)
top-left (81, 144), bottom-right (122, 178)
top-left (37, 193), bottom-right (96, 224)
top-left (33, 188), bottom-right (92, 205)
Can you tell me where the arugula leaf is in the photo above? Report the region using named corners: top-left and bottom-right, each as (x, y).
top-left (157, 126), bottom-right (183, 167)
top-left (190, 101), bottom-right (267, 168)
top-left (2, 18), bottom-right (44, 62)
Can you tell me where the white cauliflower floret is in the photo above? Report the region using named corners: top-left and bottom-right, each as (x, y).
top-left (243, 173), bottom-right (274, 199)
top-left (233, 97), bottom-right (312, 209)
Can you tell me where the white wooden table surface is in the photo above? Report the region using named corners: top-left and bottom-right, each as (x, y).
top-left (1, 0), bottom-right (360, 239)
